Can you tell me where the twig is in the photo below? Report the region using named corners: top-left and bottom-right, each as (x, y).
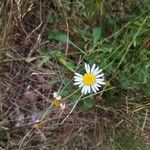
top-left (142, 108), bottom-right (148, 131)
top-left (18, 127), bottom-right (34, 150)
top-left (60, 94), bottom-right (82, 125)
top-left (59, 0), bottom-right (69, 58)
top-left (27, 13), bottom-right (50, 57)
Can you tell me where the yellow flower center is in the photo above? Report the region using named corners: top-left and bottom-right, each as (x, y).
top-left (53, 99), bottom-right (62, 107)
top-left (83, 73), bottom-right (96, 86)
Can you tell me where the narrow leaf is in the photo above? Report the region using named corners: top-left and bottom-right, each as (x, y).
top-left (92, 27), bottom-right (101, 48)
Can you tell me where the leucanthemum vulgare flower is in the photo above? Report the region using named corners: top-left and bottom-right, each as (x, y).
top-left (74, 63), bottom-right (105, 95)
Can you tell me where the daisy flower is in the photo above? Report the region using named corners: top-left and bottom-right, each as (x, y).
top-left (74, 63), bottom-right (105, 95)
top-left (52, 92), bottom-right (65, 110)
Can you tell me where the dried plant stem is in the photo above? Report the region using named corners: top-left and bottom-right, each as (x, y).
top-left (18, 127), bottom-right (34, 150)
top-left (60, 94), bottom-right (82, 125)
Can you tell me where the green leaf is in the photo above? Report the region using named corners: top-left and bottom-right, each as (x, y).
top-left (37, 48), bottom-right (46, 55)
top-left (48, 14), bottom-right (60, 24)
top-left (82, 96), bottom-right (94, 112)
top-left (37, 56), bottom-right (50, 67)
top-left (48, 29), bottom-right (85, 54)
top-left (37, 50), bottom-right (63, 67)
top-left (0, 127), bottom-right (8, 142)
top-left (59, 58), bottom-right (76, 72)
top-left (92, 27), bottom-right (101, 48)
top-left (48, 29), bottom-right (70, 43)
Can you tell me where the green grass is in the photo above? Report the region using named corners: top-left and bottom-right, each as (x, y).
top-left (44, 0), bottom-right (150, 103)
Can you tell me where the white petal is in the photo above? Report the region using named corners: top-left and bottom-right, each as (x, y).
top-left (97, 80), bottom-right (105, 85)
top-left (74, 77), bottom-right (83, 82)
top-left (75, 73), bottom-right (83, 77)
top-left (91, 64), bottom-right (96, 73)
top-left (60, 103), bottom-right (65, 110)
top-left (74, 75), bottom-right (82, 78)
top-left (84, 86), bottom-right (88, 95)
top-left (53, 92), bottom-right (58, 98)
top-left (93, 67), bottom-right (102, 76)
top-left (93, 83), bottom-right (99, 91)
top-left (85, 63), bottom-right (90, 73)
top-left (87, 86), bottom-right (91, 93)
top-left (87, 64), bottom-right (91, 73)
top-left (93, 66), bottom-right (99, 73)
top-left (94, 82), bottom-right (101, 88)
top-left (96, 80), bottom-right (103, 85)
top-left (81, 85), bottom-right (89, 95)
top-left (85, 63), bottom-right (88, 73)
top-left (91, 85), bottom-right (97, 93)
top-left (74, 78), bottom-right (82, 82)
top-left (74, 81), bottom-right (82, 85)
top-left (56, 96), bottom-right (61, 100)
top-left (96, 79), bottom-right (105, 83)
top-left (81, 85), bottom-right (86, 94)
top-left (74, 76), bottom-right (82, 79)
top-left (87, 86), bottom-right (90, 93)
top-left (79, 83), bottom-right (84, 87)
top-left (95, 74), bottom-right (104, 78)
